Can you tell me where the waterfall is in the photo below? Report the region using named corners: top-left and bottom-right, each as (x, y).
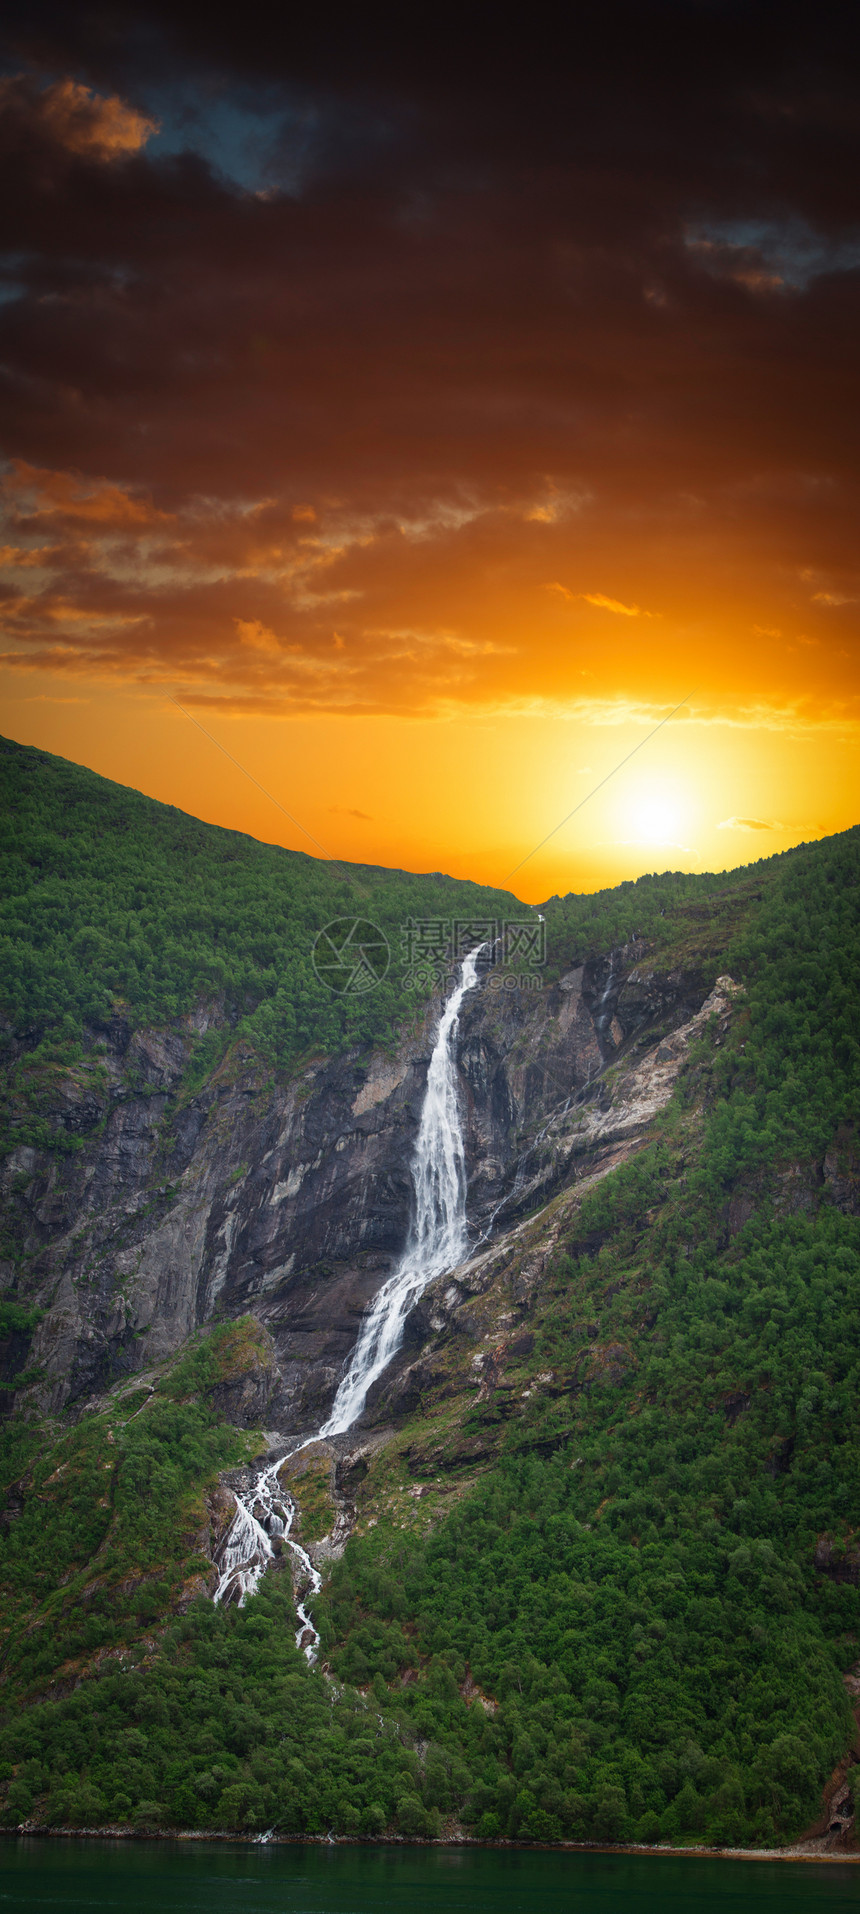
top-left (213, 1454), bottom-right (321, 1653)
top-left (214, 948), bottom-right (483, 1651)
top-left (593, 950), bottom-right (619, 1051)
top-left (320, 944), bottom-right (482, 1436)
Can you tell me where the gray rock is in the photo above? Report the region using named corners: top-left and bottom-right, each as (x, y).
top-left (0, 953), bottom-right (722, 1431)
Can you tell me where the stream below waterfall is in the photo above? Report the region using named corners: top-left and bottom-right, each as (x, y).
top-left (213, 949), bottom-right (484, 1654)
top-left (212, 1456), bottom-right (322, 1653)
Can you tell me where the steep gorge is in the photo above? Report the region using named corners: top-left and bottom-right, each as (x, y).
top-left (1, 938), bottom-right (721, 1435)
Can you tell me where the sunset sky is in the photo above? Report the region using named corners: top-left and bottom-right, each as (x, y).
top-left (1, 3), bottom-right (859, 901)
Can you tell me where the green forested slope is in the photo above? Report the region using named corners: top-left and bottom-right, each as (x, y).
top-left (0, 732), bottom-right (787, 1071)
top-left (539, 860), bottom-right (773, 983)
top-left (0, 757), bottom-right (858, 1849)
top-left (0, 735), bottom-right (518, 1071)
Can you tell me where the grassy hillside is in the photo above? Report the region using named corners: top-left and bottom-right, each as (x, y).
top-left (0, 747), bottom-right (858, 1849)
top-left (0, 735), bottom-right (520, 1075)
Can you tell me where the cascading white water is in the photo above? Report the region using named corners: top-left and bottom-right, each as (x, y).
top-left (213, 1455), bottom-right (322, 1654)
top-left (213, 949), bottom-right (483, 1654)
top-left (319, 945), bottom-right (482, 1436)
top-left (592, 951), bottom-right (619, 1050)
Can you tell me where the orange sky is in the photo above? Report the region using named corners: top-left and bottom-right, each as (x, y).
top-left (1, 9), bottom-right (858, 901)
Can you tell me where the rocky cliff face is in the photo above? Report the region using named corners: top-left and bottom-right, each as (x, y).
top-left (458, 948), bottom-right (716, 1232)
top-left (363, 970), bottom-right (741, 1429)
top-left (0, 948), bottom-right (719, 1430)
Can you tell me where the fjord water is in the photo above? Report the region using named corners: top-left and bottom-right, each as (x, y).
top-left (215, 950), bottom-right (483, 1618)
top-left (3, 1841), bottom-right (858, 1912)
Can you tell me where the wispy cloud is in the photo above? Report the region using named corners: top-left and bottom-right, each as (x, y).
top-left (717, 816), bottom-right (782, 832)
top-left (0, 75), bottom-right (158, 161)
top-left (545, 583), bottom-right (653, 617)
top-left (5, 462), bottom-right (169, 527)
top-left (582, 592), bottom-right (647, 617)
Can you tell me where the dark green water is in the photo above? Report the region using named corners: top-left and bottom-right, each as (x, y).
top-left (1, 1842), bottom-right (859, 1914)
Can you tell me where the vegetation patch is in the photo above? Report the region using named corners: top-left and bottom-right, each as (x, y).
top-left (0, 1323), bottom-right (268, 1705)
top-left (318, 830), bottom-right (860, 1848)
top-left (0, 734), bottom-right (518, 1080)
top-left (0, 762), bottom-right (858, 1850)
top-left (283, 1459), bottom-right (337, 1548)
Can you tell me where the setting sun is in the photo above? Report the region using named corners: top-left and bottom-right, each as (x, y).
top-left (633, 794), bottom-right (683, 844)
top-left (619, 780), bottom-right (691, 848)
top-left (0, 6), bottom-right (857, 896)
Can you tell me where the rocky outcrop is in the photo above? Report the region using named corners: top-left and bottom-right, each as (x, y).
top-left (0, 1003), bottom-right (438, 1425)
top-left (457, 951), bottom-right (723, 1232)
top-left (458, 971), bottom-right (740, 1237)
top-left (814, 1535), bottom-right (860, 1587)
top-left (823, 1128), bottom-right (860, 1216)
top-left (362, 978), bottom-right (741, 1426)
top-left (209, 1328), bottom-right (282, 1429)
top-left (0, 948), bottom-right (729, 1430)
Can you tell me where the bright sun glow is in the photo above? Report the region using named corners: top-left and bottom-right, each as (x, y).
top-left (635, 795), bottom-right (680, 841)
top-left (622, 783), bottom-right (687, 844)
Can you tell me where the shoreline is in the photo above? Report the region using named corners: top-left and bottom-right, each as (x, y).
top-left (4, 1827), bottom-right (858, 1864)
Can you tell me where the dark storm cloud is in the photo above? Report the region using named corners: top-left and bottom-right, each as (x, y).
top-left (1, 1), bottom-right (859, 715)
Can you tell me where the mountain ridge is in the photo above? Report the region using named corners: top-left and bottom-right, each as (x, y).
top-left (0, 741), bottom-right (859, 1855)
